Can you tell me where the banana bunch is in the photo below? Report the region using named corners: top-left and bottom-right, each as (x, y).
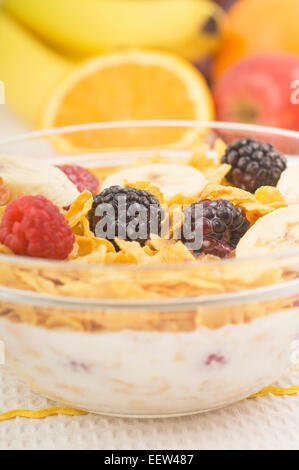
top-left (0, 10), bottom-right (72, 124)
top-left (0, 155), bottom-right (79, 206)
top-left (0, 1), bottom-right (224, 125)
top-left (3, 0), bottom-right (224, 61)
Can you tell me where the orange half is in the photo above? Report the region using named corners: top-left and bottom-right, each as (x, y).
top-left (41, 50), bottom-right (214, 152)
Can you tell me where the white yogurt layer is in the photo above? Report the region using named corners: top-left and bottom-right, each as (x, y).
top-left (1, 306), bottom-right (299, 416)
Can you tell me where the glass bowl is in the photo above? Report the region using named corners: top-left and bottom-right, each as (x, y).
top-left (0, 120), bottom-right (298, 418)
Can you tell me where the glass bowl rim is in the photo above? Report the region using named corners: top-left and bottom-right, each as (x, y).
top-left (0, 119), bottom-right (298, 272)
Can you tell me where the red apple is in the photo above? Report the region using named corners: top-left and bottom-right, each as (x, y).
top-left (213, 54), bottom-right (299, 131)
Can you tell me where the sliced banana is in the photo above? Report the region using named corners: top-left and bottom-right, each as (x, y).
top-left (0, 154), bottom-right (79, 206)
top-left (236, 205), bottom-right (299, 257)
top-left (277, 165), bottom-right (299, 204)
top-left (102, 163), bottom-right (207, 199)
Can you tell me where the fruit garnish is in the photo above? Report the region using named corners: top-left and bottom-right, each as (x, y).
top-left (0, 154), bottom-right (79, 207)
top-left (201, 238), bottom-right (233, 258)
top-left (213, 54), bottom-right (299, 130)
top-left (277, 165), bottom-right (299, 205)
top-left (0, 195), bottom-right (75, 259)
top-left (41, 50), bottom-right (214, 151)
top-left (102, 163), bottom-right (207, 199)
top-left (0, 5), bottom-right (221, 125)
top-left (176, 198), bottom-right (250, 258)
top-left (236, 205), bottom-right (299, 257)
top-left (221, 138), bottom-right (287, 193)
top-left (4, 0), bottom-right (225, 60)
top-left (57, 165), bottom-right (99, 195)
top-left (214, 0), bottom-right (299, 77)
top-left (89, 186), bottom-right (164, 248)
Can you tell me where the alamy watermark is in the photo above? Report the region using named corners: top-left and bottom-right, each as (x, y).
top-left (94, 197), bottom-right (203, 251)
top-left (290, 80), bottom-right (299, 105)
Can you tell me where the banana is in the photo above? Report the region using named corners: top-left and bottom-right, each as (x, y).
top-left (0, 155), bottom-right (79, 206)
top-left (236, 205), bottom-right (299, 257)
top-left (277, 165), bottom-right (299, 205)
top-left (3, 0), bottom-right (224, 61)
top-left (0, 3), bottom-right (222, 125)
top-left (102, 163), bottom-right (207, 199)
top-left (0, 9), bottom-right (72, 124)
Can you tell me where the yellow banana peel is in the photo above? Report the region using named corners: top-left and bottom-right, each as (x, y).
top-left (0, 1), bottom-right (224, 125)
top-left (0, 9), bottom-right (72, 124)
top-left (3, 0), bottom-right (224, 61)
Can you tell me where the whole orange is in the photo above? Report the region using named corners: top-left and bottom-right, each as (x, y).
top-left (214, 0), bottom-right (299, 77)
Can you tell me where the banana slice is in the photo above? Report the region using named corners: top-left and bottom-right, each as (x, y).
top-left (102, 163), bottom-right (207, 199)
top-left (277, 165), bottom-right (299, 204)
top-left (0, 155), bottom-right (79, 206)
top-left (236, 205), bottom-right (299, 257)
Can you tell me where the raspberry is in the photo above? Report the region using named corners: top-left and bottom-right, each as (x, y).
top-left (176, 199), bottom-right (250, 258)
top-left (0, 195), bottom-right (75, 259)
top-left (221, 138), bottom-right (287, 193)
top-left (57, 165), bottom-right (99, 195)
top-left (89, 186), bottom-right (164, 247)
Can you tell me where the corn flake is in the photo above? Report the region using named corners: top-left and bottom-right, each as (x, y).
top-left (167, 194), bottom-right (198, 207)
top-left (148, 236), bottom-right (195, 263)
top-left (199, 184), bottom-right (287, 224)
top-left (214, 138), bottom-right (227, 162)
top-left (255, 186), bottom-right (285, 205)
top-left (115, 238), bottom-right (152, 264)
top-left (105, 250), bottom-right (135, 264)
top-left (189, 140), bottom-right (230, 186)
top-left (0, 243), bottom-right (12, 255)
top-left (189, 143), bottom-right (214, 171)
top-left (73, 244), bottom-right (108, 264)
top-left (204, 163), bottom-right (231, 185)
top-left (0, 178), bottom-right (10, 206)
top-left (65, 191), bottom-right (93, 227)
top-left (159, 242), bottom-right (195, 263)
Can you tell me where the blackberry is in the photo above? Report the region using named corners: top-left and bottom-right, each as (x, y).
top-left (177, 199), bottom-right (250, 258)
top-left (89, 186), bottom-right (164, 247)
top-left (221, 138), bottom-right (287, 193)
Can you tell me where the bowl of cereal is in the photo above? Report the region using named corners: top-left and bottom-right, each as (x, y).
top-left (0, 120), bottom-right (298, 417)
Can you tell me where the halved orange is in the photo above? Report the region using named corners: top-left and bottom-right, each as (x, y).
top-left (41, 50), bottom-right (214, 152)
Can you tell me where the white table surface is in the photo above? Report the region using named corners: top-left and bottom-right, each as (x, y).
top-left (0, 105), bottom-right (299, 450)
top-left (0, 106), bottom-right (31, 138)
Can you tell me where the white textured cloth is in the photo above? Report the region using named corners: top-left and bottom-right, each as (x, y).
top-left (0, 365), bottom-right (299, 450)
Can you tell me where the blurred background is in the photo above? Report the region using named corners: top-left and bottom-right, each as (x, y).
top-left (0, 0), bottom-right (298, 141)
